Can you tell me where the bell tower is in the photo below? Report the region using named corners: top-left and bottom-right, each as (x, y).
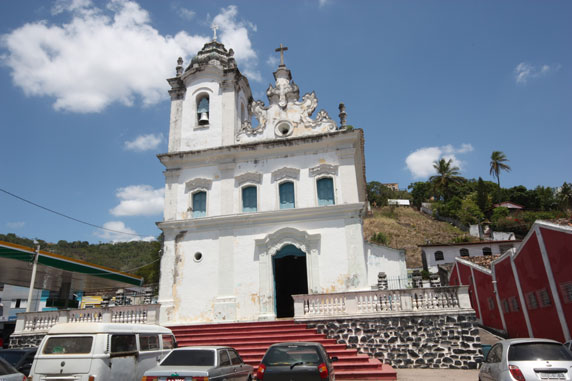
top-left (166, 29), bottom-right (252, 152)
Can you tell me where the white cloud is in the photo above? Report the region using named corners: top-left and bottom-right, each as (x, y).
top-left (110, 185), bottom-right (164, 216)
top-left (405, 144), bottom-right (473, 179)
top-left (213, 5), bottom-right (260, 81)
top-left (124, 133), bottom-right (163, 152)
top-left (1, 1), bottom-right (259, 112)
top-left (266, 55), bottom-right (279, 67)
top-left (179, 8), bottom-right (196, 21)
top-left (318, 0), bottom-right (329, 8)
top-left (94, 220), bottom-right (155, 242)
top-left (6, 221), bottom-right (25, 229)
top-left (514, 62), bottom-right (559, 84)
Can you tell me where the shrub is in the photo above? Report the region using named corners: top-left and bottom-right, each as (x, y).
top-left (371, 232), bottom-right (390, 245)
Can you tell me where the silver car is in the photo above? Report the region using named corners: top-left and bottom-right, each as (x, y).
top-left (142, 346), bottom-right (253, 381)
top-left (0, 356), bottom-right (26, 381)
top-left (479, 338), bottom-right (572, 381)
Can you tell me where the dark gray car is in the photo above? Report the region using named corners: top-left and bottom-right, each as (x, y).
top-left (479, 338), bottom-right (572, 381)
top-left (0, 356), bottom-right (26, 381)
top-left (143, 346), bottom-right (253, 381)
top-left (256, 342), bottom-right (337, 381)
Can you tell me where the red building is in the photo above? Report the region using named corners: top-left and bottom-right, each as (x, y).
top-left (449, 220), bottom-right (572, 342)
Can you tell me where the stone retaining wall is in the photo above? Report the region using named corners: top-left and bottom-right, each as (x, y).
top-left (306, 312), bottom-right (482, 369)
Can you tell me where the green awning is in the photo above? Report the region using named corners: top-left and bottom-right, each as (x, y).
top-left (0, 241), bottom-right (143, 291)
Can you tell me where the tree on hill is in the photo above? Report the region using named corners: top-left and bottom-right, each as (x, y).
top-left (557, 182), bottom-right (572, 211)
top-left (489, 151), bottom-right (511, 190)
top-left (430, 158), bottom-right (463, 202)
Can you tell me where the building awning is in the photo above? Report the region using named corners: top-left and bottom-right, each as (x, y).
top-left (0, 241), bottom-right (143, 292)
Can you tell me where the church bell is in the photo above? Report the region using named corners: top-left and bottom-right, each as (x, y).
top-left (198, 112), bottom-right (209, 125)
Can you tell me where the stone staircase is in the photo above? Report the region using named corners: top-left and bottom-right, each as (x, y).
top-left (169, 320), bottom-right (396, 380)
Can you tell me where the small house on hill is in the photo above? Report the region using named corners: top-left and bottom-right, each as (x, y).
top-left (493, 201), bottom-right (524, 210)
top-left (421, 240), bottom-right (521, 273)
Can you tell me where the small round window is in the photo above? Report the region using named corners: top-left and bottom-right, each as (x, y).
top-left (275, 121), bottom-right (293, 137)
top-left (193, 252), bottom-right (203, 262)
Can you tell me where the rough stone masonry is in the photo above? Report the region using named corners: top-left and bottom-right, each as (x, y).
top-left (307, 312), bottom-right (483, 369)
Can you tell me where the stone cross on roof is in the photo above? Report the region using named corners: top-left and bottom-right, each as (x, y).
top-left (211, 24), bottom-right (219, 41)
top-left (275, 44), bottom-right (288, 67)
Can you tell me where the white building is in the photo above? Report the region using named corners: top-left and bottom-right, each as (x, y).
top-left (157, 39), bottom-right (406, 325)
top-left (421, 240), bottom-right (522, 273)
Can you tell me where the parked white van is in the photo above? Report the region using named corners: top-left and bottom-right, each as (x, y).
top-left (29, 322), bottom-right (176, 381)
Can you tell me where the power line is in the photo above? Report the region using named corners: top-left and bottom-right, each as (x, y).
top-left (0, 186), bottom-right (142, 237)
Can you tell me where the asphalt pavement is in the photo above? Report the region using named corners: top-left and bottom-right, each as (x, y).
top-left (397, 368), bottom-right (479, 380)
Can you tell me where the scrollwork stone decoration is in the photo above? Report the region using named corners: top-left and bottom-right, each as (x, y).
top-left (185, 178), bottom-right (212, 193)
top-left (294, 91), bottom-right (319, 127)
top-left (238, 100), bottom-right (267, 137)
top-left (271, 167), bottom-right (300, 183)
top-left (309, 164), bottom-right (338, 177)
top-left (235, 172), bottom-right (263, 187)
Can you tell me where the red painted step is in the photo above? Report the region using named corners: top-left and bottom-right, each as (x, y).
top-left (168, 320), bottom-right (396, 381)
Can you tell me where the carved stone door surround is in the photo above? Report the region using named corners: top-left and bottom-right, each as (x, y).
top-left (255, 227), bottom-right (321, 320)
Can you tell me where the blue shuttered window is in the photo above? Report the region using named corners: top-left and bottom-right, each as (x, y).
top-left (192, 191), bottom-right (206, 218)
top-left (317, 177), bottom-right (335, 206)
top-left (279, 182), bottom-right (295, 209)
top-left (242, 186), bottom-right (257, 212)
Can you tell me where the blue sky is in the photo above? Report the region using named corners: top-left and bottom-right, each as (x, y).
top-left (0, 0), bottom-right (570, 244)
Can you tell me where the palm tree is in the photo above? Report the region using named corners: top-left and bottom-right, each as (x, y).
top-left (430, 158), bottom-right (463, 201)
top-left (489, 151), bottom-right (511, 189)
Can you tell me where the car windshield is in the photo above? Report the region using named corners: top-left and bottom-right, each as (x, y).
top-left (508, 343), bottom-right (572, 361)
top-left (264, 345), bottom-right (321, 366)
top-left (43, 336), bottom-right (93, 354)
top-left (161, 349), bottom-right (215, 366)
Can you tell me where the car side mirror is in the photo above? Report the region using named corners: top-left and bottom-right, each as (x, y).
top-left (330, 356), bottom-right (338, 362)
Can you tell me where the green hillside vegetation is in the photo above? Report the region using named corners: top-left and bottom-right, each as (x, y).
top-left (363, 206), bottom-right (472, 268)
top-left (0, 233), bottom-right (162, 286)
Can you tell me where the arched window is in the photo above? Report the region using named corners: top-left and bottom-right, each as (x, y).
top-left (197, 95), bottom-right (209, 126)
top-left (242, 186), bottom-right (257, 212)
top-left (317, 177), bottom-right (335, 206)
top-left (279, 181), bottom-right (295, 209)
top-left (434, 251), bottom-right (444, 261)
top-left (192, 191), bottom-right (206, 218)
top-left (483, 247), bottom-right (492, 256)
top-left (460, 248), bottom-right (469, 257)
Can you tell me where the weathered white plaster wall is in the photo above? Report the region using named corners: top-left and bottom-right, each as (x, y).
top-left (159, 206), bottom-right (370, 324)
top-left (364, 242), bottom-right (408, 287)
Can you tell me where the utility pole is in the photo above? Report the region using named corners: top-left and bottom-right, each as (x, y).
top-left (26, 241), bottom-right (40, 312)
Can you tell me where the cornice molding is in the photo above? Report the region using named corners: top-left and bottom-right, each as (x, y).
top-left (158, 203), bottom-right (365, 232)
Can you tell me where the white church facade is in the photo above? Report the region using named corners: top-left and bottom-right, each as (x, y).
top-left (157, 37), bottom-right (406, 325)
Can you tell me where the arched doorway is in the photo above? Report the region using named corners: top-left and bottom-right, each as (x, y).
top-left (273, 244), bottom-right (308, 318)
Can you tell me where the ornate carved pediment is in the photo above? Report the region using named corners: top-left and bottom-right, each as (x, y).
top-left (309, 164), bottom-right (338, 177)
top-left (185, 178), bottom-right (212, 193)
top-left (271, 167), bottom-right (300, 183)
top-left (235, 172), bottom-right (263, 187)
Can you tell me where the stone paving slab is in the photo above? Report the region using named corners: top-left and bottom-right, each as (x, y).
top-left (396, 368), bottom-right (479, 380)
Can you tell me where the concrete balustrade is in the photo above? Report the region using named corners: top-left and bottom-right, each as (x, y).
top-left (13, 304), bottom-right (160, 337)
top-left (292, 286), bottom-right (472, 320)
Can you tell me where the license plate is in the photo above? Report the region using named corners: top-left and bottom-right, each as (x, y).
top-left (539, 373), bottom-right (565, 380)
top-left (167, 378), bottom-right (185, 381)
